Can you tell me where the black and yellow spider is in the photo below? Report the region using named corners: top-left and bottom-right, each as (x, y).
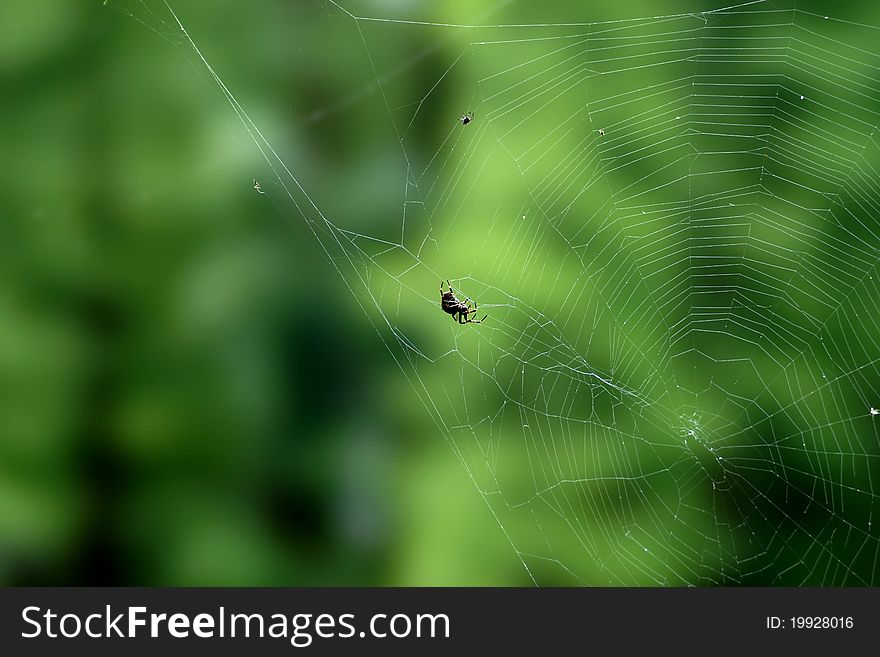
top-left (440, 280), bottom-right (486, 324)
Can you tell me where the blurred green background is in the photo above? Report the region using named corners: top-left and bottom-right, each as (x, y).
top-left (3, 0), bottom-right (880, 586)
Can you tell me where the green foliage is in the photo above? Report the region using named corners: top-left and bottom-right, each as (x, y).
top-left (3, 0), bottom-right (879, 585)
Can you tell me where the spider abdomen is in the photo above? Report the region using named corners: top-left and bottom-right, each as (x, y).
top-left (441, 292), bottom-right (463, 314)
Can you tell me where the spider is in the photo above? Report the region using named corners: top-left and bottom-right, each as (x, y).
top-left (440, 280), bottom-right (486, 324)
top-left (459, 112), bottom-right (474, 126)
top-left (253, 178), bottom-right (265, 194)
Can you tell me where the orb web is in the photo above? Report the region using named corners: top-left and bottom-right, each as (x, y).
top-left (114, 0), bottom-right (880, 585)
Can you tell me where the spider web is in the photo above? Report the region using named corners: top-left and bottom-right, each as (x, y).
top-left (115, 0), bottom-right (880, 585)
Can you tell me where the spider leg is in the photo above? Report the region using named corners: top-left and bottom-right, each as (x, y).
top-left (464, 304), bottom-right (487, 323)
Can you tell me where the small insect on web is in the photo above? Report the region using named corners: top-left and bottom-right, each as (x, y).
top-left (440, 280), bottom-right (486, 324)
top-left (253, 178), bottom-right (264, 194)
top-left (459, 111), bottom-right (474, 126)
